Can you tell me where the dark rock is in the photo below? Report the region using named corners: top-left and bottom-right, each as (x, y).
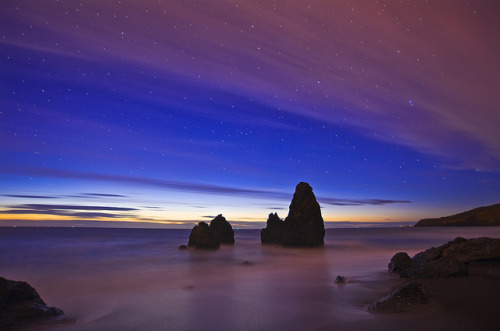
top-left (178, 245), bottom-right (188, 250)
top-left (261, 182), bottom-right (325, 247)
top-left (0, 277), bottom-right (71, 329)
top-left (367, 282), bottom-right (428, 313)
top-left (187, 215), bottom-right (235, 249)
top-left (209, 214), bottom-right (235, 244)
top-left (388, 252), bottom-right (413, 274)
top-left (260, 212), bottom-right (284, 244)
top-left (403, 256), bottom-right (468, 278)
top-left (415, 203), bottom-right (500, 226)
top-left (188, 221), bottom-right (219, 249)
top-left (335, 276), bottom-right (346, 284)
top-left (389, 237), bottom-right (500, 278)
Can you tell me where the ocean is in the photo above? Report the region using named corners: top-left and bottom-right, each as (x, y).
top-left (2, 226), bottom-right (500, 330)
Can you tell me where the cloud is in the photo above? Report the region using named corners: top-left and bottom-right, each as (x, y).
top-left (3, 194), bottom-right (59, 199)
top-left (0, 203), bottom-right (138, 219)
top-left (1, 166), bottom-right (412, 209)
top-left (319, 198), bottom-right (411, 207)
top-left (81, 193), bottom-right (128, 198)
top-left (7, 204), bottom-right (137, 212)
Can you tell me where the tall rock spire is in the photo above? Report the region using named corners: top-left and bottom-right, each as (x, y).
top-left (261, 182), bottom-right (325, 247)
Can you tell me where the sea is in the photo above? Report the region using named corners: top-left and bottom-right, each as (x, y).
top-left (1, 226), bottom-right (500, 330)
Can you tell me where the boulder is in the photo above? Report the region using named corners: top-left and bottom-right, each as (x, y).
top-left (209, 214), bottom-right (235, 244)
top-left (388, 252), bottom-right (413, 274)
top-left (260, 213), bottom-right (283, 244)
top-left (261, 182), bottom-right (325, 247)
top-left (367, 282), bottom-right (428, 313)
top-left (188, 221), bottom-right (219, 249)
top-left (187, 215), bottom-right (235, 249)
top-left (335, 276), bottom-right (346, 284)
top-left (0, 277), bottom-right (70, 329)
top-left (389, 237), bottom-right (500, 278)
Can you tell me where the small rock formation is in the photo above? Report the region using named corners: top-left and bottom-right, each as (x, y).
top-left (188, 221), bottom-right (220, 249)
top-left (261, 182), bottom-right (325, 247)
top-left (388, 252), bottom-right (413, 274)
top-left (209, 214), bottom-right (235, 244)
top-left (367, 282), bottom-right (428, 313)
top-left (260, 212), bottom-right (284, 244)
top-left (415, 203), bottom-right (500, 226)
top-left (335, 276), bottom-right (346, 284)
top-left (0, 277), bottom-right (70, 329)
top-left (187, 215), bottom-right (234, 249)
top-left (389, 237), bottom-right (500, 278)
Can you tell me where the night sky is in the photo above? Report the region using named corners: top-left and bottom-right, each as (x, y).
top-left (1, 1), bottom-right (499, 228)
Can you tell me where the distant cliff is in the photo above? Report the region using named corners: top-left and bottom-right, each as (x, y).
top-left (415, 203), bottom-right (500, 227)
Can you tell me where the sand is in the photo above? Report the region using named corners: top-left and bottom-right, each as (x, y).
top-left (318, 264), bottom-right (500, 331)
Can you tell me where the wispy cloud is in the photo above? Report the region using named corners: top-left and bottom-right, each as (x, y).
top-left (319, 198), bottom-right (411, 207)
top-left (0, 203), bottom-right (138, 219)
top-left (3, 194), bottom-right (59, 199)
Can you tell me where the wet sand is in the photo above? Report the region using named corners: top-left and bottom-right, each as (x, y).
top-left (318, 264), bottom-right (500, 331)
top-left (28, 264), bottom-right (498, 331)
top-left (4, 227), bottom-right (499, 331)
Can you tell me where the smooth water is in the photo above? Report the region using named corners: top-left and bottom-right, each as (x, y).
top-left (1, 226), bottom-right (500, 330)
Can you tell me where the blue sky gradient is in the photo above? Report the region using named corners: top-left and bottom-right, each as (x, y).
top-left (1, 1), bottom-right (499, 228)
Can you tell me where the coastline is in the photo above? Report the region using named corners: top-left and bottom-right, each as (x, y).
top-left (2, 227), bottom-right (500, 331)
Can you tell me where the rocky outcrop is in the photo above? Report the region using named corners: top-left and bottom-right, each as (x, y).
top-left (188, 221), bottom-right (219, 249)
top-left (187, 215), bottom-right (234, 249)
top-left (367, 282), bottom-right (428, 313)
top-left (209, 214), bottom-right (235, 244)
top-left (0, 277), bottom-right (70, 329)
top-left (260, 213), bottom-right (284, 244)
top-left (388, 252), bottom-right (413, 274)
top-left (415, 203), bottom-right (500, 226)
top-left (389, 237), bottom-right (500, 278)
top-left (261, 182), bottom-right (325, 247)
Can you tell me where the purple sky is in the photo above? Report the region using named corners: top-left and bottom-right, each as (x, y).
top-left (1, 1), bottom-right (499, 228)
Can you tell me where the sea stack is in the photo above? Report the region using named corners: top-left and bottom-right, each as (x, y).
top-left (187, 214), bottom-right (234, 249)
top-left (261, 182), bottom-right (325, 247)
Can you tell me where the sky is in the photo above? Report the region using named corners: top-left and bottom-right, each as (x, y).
top-left (1, 0), bottom-right (499, 229)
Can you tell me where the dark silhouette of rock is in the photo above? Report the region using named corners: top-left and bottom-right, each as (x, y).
top-left (260, 212), bottom-right (284, 244)
top-left (335, 276), bottom-right (346, 284)
top-left (367, 282), bottom-right (428, 313)
top-left (0, 277), bottom-right (71, 329)
top-left (188, 221), bottom-right (219, 249)
top-left (178, 244), bottom-right (188, 250)
top-left (261, 182), bottom-right (325, 247)
top-left (389, 237), bottom-right (500, 278)
top-left (388, 252), bottom-right (413, 274)
top-left (187, 215), bottom-right (235, 249)
top-left (415, 203), bottom-right (500, 226)
top-left (209, 214), bottom-right (235, 244)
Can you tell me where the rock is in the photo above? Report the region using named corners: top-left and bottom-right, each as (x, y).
top-left (261, 182), bottom-right (325, 247)
top-left (389, 237), bottom-right (500, 278)
top-left (209, 214), bottom-right (235, 244)
top-left (188, 221), bottom-right (219, 249)
top-left (178, 245), bottom-right (188, 250)
top-left (335, 276), bottom-right (346, 284)
top-left (0, 277), bottom-right (71, 329)
top-left (187, 215), bottom-right (235, 249)
top-left (404, 256), bottom-right (468, 278)
top-left (388, 252), bottom-right (413, 274)
top-left (367, 282), bottom-right (428, 313)
top-left (260, 212), bottom-right (284, 244)
top-left (415, 203), bottom-right (500, 226)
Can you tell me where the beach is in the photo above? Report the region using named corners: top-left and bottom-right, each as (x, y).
top-left (1, 226), bottom-right (499, 330)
